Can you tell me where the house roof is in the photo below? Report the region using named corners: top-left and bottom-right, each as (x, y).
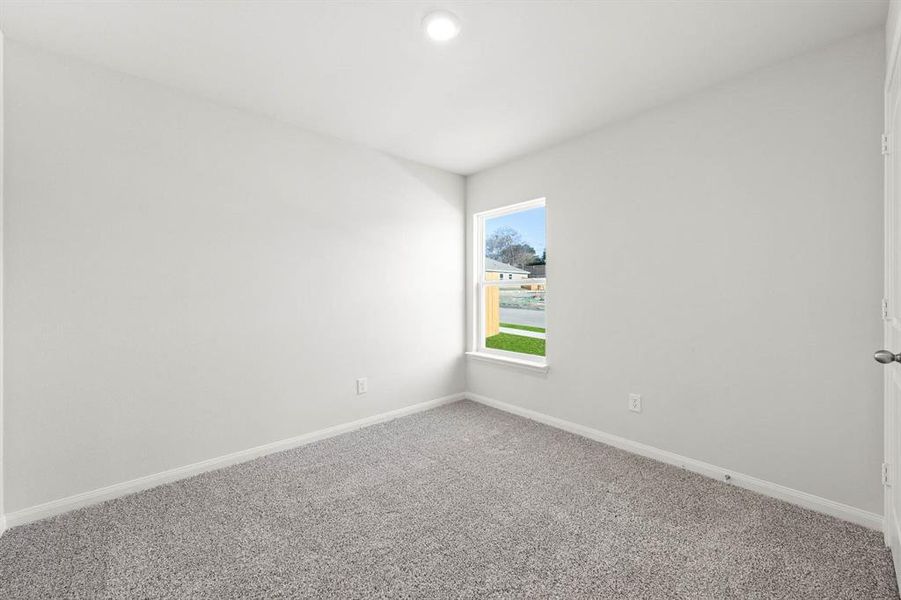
top-left (485, 258), bottom-right (530, 274)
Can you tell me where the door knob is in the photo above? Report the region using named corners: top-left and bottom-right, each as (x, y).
top-left (875, 350), bottom-right (901, 364)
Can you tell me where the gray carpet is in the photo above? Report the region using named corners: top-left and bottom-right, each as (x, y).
top-left (0, 400), bottom-right (896, 599)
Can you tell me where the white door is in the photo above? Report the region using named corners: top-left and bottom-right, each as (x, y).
top-left (882, 25), bottom-right (901, 580)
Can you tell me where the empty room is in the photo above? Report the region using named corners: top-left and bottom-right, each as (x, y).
top-left (2, 0), bottom-right (901, 597)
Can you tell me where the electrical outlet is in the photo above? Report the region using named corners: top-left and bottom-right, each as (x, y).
top-left (628, 393), bottom-right (642, 413)
top-left (356, 377), bottom-right (368, 395)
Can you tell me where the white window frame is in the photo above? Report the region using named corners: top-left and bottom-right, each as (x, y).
top-left (467, 198), bottom-right (548, 372)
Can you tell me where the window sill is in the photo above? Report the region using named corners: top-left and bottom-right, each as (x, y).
top-left (465, 351), bottom-right (549, 374)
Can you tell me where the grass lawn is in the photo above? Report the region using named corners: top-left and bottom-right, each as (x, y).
top-left (486, 333), bottom-right (545, 357)
top-left (500, 322), bottom-right (546, 333)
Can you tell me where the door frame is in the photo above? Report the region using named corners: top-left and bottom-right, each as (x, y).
top-left (884, 5), bottom-right (901, 572)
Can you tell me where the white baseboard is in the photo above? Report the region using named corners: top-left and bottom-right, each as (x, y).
top-left (4, 392), bottom-right (466, 529)
top-left (466, 392), bottom-right (883, 531)
top-left (4, 391), bottom-right (882, 533)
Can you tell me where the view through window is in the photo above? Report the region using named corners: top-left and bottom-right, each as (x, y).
top-left (477, 200), bottom-right (546, 361)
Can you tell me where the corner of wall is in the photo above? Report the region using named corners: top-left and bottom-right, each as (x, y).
top-left (0, 27), bottom-right (7, 536)
top-left (462, 173), bottom-right (472, 394)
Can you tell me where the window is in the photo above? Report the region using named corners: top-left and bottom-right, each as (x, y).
top-left (472, 198), bottom-right (546, 366)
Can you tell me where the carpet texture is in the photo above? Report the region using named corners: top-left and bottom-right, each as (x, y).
top-left (0, 400), bottom-right (896, 599)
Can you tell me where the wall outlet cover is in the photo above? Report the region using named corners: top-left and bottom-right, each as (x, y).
top-left (628, 393), bottom-right (642, 413)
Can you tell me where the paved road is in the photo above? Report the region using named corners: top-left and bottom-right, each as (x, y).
top-left (500, 307), bottom-right (545, 328)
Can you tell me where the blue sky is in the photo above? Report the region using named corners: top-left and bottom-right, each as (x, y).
top-left (486, 207), bottom-right (546, 256)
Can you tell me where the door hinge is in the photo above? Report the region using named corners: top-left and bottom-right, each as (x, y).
top-left (883, 462), bottom-right (891, 486)
top-left (884, 134), bottom-right (892, 156)
top-left (883, 298), bottom-right (890, 320)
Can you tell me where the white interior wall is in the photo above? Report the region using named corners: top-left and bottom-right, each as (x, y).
top-left (466, 30), bottom-right (886, 515)
top-left (0, 30), bottom-right (5, 534)
top-left (0, 25), bottom-right (887, 522)
top-left (2, 40), bottom-right (465, 514)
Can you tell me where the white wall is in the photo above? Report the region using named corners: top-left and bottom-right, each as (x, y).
top-left (3, 41), bottom-right (465, 513)
top-left (466, 31), bottom-right (885, 514)
top-left (890, 1), bottom-right (901, 84)
top-left (0, 30), bottom-right (5, 534)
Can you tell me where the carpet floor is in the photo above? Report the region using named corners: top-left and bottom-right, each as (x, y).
top-left (0, 400), bottom-right (896, 599)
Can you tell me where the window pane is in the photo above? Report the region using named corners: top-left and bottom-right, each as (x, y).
top-left (484, 284), bottom-right (546, 358)
top-left (484, 206), bottom-right (546, 280)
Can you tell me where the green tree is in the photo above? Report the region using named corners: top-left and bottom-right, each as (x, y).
top-left (528, 249), bottom-right (546, 266)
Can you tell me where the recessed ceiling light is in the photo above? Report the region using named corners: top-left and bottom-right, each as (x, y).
top-left (423, 11), bottom-right (461, 43)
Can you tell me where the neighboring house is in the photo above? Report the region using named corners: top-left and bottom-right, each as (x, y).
top-left (527, 264), bottom-right (546, 278)
top-left (485, 258), bottom-right (530, 280)
top-left (484, 259), bottom-right (543, 337)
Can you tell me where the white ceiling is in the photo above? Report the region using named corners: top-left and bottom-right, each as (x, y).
top-left (0, 0), bottom-right (888, 174)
